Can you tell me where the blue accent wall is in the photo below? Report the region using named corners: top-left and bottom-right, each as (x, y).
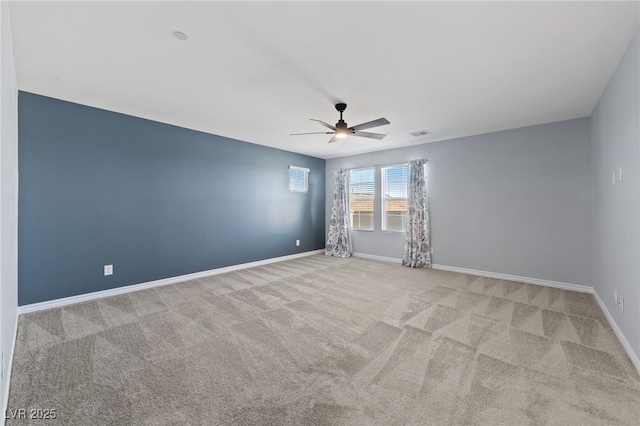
top-left (18, 92), bottom-right (325, 305)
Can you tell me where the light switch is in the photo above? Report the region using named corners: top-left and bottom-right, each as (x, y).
top-left (619, 166), bottom-right (623, 182)
top-left (104, 264), bottom-right (113, 276)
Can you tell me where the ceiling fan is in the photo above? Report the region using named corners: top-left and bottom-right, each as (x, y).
top-left (290, 103), bottom-right (390, 143)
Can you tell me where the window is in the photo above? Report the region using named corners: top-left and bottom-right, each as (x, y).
top-left (349, 168), bottom-right (374, 230)
top-left (381, 164), bottom-right (409, 232)
top-left (289, 166), bottom-right (309, 192)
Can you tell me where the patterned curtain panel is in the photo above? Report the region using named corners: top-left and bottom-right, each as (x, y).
top-left (326, 169), bottom-right (352, 258)
top-left (402, 159), bottom-right (431, 268)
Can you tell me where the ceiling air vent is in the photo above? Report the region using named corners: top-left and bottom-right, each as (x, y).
top-left (409, 129), bottom-right (432, 137)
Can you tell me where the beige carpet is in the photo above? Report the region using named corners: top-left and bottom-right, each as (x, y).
top-left (7, 255), bottom-right (640, 425)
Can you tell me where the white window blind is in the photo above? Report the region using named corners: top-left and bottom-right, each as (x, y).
top-left (381, 164), bottom-right (409, 232)
top-left (289, 166), bottom-right (309, 192)
top-left (349, 168), bottom-right (375, 230)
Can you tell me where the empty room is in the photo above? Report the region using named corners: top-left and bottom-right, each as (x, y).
top-left (1, 1), bottom-right (639, 425)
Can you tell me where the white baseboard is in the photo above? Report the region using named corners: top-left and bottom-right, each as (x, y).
top-left (18, 249), bottom-right (326, 315)
top-left (352, 255), bottom-right (592, 293)
top-left (352, 252), bottom-right (402, 264)
top-left (431, 263), bottom-right (639, 376)
top-left (592, 291), bottom-right (640, 375)
top-left (15, 250), bottom-right (640, 379)
top-left (1, 311), bottom-right (18, 426)
top-left (431, 263), bottom-right (592, 293)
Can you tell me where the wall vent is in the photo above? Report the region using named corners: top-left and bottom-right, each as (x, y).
top-left (409, 129), bottom-right (432, 137)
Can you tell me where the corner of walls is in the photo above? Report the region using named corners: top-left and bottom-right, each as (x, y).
top-left (327, 118), bottom-right (593, 287)
top-left (18, 92), bottom-right (326, 306)
top-left (590, 26), bottom-right (640, 372)
top-left (0, 0), bottom-right (20, 422)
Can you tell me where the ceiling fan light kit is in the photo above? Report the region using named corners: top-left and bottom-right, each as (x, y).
top-left (290, 103), bottom-right (390, 143)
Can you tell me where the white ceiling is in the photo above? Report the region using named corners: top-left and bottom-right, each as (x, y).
top-left (8, 1), bottom-right (640, 159)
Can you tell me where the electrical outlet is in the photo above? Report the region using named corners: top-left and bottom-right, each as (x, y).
top-left (614, 289), bottom-right (618, 304)
top-left (104, 264), bottom-right (113, 276)
top-left (619, 166), bottom-right (624, 182)
top-left (619, 297), bottom-right (624, 314)
top-left (296, 240), bottom-right (300, 246)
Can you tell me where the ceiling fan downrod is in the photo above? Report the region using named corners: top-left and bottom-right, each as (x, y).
top-left (335, 103), bottom-right (348, 135)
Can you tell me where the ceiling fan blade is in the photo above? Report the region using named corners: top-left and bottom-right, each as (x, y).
top-left (290, 132), bottom-right (334, 136)
top-left (352, 131), bottom-right (387, 140)
top-left (310, 119), bottom-right (337, 130)
top-left (349, 118), bottom-right (390, 132)
top-left (328, 134), bottom-right (340, 143)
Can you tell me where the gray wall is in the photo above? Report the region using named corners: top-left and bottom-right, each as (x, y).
top-left (591, 27), bottom-right (639, 359)
top-left (1, 0), bottom-right (19, 415)
top-left (18, 92), bottom-right (325, 305)
top-left (326, 118), bottom-right (592, 287)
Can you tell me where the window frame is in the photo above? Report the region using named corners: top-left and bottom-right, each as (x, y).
top-left (289, 166), bottom-right (309, 193)
top-left (381, 163), bottom-right (409, 233)
top-left (349, 167), bottom-right (375, 231)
